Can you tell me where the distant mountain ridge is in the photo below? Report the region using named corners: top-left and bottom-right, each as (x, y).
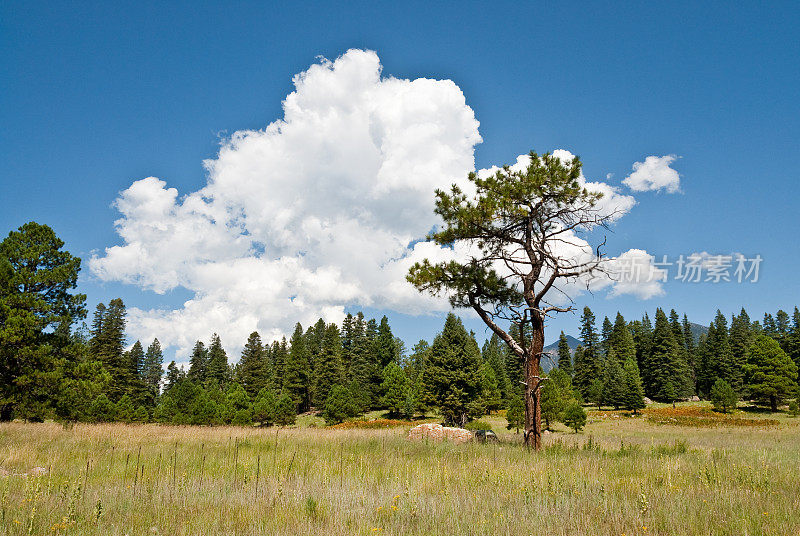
top-left (541, 335), bottom-right (581, 372)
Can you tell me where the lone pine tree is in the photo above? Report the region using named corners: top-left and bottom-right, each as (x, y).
top-left (744, 334), bottom-right (798, 411)
top-left (0, 222), bottom-right (86, 421)
top-left (408, 151), bottom-right (615, 449)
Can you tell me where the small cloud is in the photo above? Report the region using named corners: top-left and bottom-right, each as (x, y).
top-left (623, 155), bottom-right (681, 193)
top-left (605, 249), bottom-right (667, 299)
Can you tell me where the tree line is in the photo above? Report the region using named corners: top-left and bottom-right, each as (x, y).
top-left (566, 305), bottom-right (799, 413)
top-left (0, 222), bottom-right (509, 426)
top-left (1, 222), bottom-right (798, 429)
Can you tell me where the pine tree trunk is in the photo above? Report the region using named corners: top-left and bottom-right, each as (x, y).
top-left (770, 395), bottom-right (778, 412)
top-left (524, 316), bottom-right (544, 450)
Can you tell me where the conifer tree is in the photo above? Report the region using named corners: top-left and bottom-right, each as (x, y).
top-left (348, 316), bottom-right (382, 406)
top-left (478, 361), bottom-right (503, 411)
top-left (238, 332), bottom-right (267, 397)
top-left (681, 314), bottom-right (697, 389)
top-left (650, 308), bottom-right (693, 401)
top-left (540, 368), bottom-right (573, 429)
top-left (506, 395), bottom-right (524, 433)
top-left (502, 324), bottom-right (526, 396)
top-left (322, 384), bottom-right (359, 425)
top-left (580, 307), bottom-right (600, 356)
top-left (187, 341), bottom-right (208, 383)
top-left (695, 324), bottom-right (713, 397)
top-left (611, 313), bottom-right (636, 365)
top-left (90, 298), bottom-right (128, 399)
top-left (142, 338), bottom-right (163, 396)
top-left (632, 314), bottom-right (653, 392)
top-left (312, 323), bottom-right (345, 407)
top-left (575, 307), bottom-right (601, 397)
top-left (227, 384), bottom-right (253, 425)
top-left (90, 393), bottom-right (116, 422)
top-left (274, 393), bottom-right (297, 426)
top-left (601, 316), bottom-right (614, 356)
top-left (128, 341), bottom-right (145, 380)
top-left (787, 307), bottom-right (800, 369)
top-left (252, 387), bottom-right (277, 426)
top-left (762, 313), bottom-right (777, 337)
top-left (115, 394), bottom-right (135, 422)
top-left (88, 303), bottom-right (106, 358)
top-left (380, 362), bottom-right (409, 417)
top-left (709, 379), bottom-right (737, 413)
top-left (729, 308), bottom-right (752, 394)
top-left (284, 323), bottom-right (312, 411)
top-left (205, 334), bottom-right (228, 387)
top-left (563, 402), bottom-right (587, 433)
top-left (406, 340), bottom-right (430, 413)
top-left (423, 314), bottom-right (483, 426)
top-left (190, 391), bottom-right (219, 425)
top-left (406, 340), bottom-right (431, 381)
top-left (622, 355), bottom-right (646, 413)
top-left (306, 319), bottom-right (327, 359)
top-left (0, 223), bottom-right (87, 421)
top-left (341, 313), bottom-right (355, 372)
top-left (163, 361), bottom-right (182, 393)
top-left (703, 311), bottom-right (736, 393)
top-left (557, 331), bottom-right (573, 379)
top-left (270, 339), bottom-right (288, 389)
top-left (482, 334), bottom-right (510, 399)
top-left (744, 334), bottom-right (798, 411)
top-left (374, 316), bottom-right (399, 368)
top-left (345, 313), bottom-right (368, 379)
top-left (601, 349), bottom-right (626, 409)
top-left (572, 345), bottom-right (589, 397)
top-left (776, 310), bottom-right (790, 338)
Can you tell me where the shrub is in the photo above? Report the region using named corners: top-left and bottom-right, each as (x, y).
top-left (133, 405), bottom-right (149, 423)
top-left (252, 388), bottom-right (277, 426)
top-left (115, 395), bottom-right (135, 423)
top-left (190, 392), bottom-right (219, 425)
top-left (464, 420), bottom-right (492, 431)
top-left (541, 368), bottom-right (574, 429)
top-left (789, 400), bottom-right (799, 417)
top-left (89, 394), bottom-right (116, 422)
top-left (506, 395), bottom-right (524, 433)
top-left (231, 408), bottom-right (253, 426)
top-left (710, 379), bottom-right (738, 413)
top-left (274, 393), bottom-right (297, 426)
top-left (220, 384), bottom-right (251, 424)
top-left (322, 385), bottom-right (359, 425)
top-left (563, 402), bottom-right (587, 433)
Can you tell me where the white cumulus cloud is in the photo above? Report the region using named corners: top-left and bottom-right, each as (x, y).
top-left (622, 155), bottom-right (681, 193)
top-left (90, 49), bottom-right (666, 361)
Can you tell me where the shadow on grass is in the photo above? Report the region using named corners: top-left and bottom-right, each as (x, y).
top-left (739, 404), bottom-right (779, 415)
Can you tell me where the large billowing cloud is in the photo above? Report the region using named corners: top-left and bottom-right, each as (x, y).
top-left (91, 49), bottom-right (666, 360)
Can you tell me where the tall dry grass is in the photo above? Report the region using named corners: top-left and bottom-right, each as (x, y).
top-left (0, 411), bottom-right (798, 535)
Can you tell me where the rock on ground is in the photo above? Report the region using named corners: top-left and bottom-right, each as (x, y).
top-left (408, 423), bottom-right (473, 444)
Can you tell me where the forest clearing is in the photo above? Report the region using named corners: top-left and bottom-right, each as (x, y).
top-left (1, 405), bottom-right (798, 536)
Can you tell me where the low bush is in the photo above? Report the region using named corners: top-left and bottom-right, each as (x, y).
top-left (464, 420), bottom-right (492, 431)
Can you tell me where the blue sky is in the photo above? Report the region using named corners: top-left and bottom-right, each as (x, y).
top-left (2, 2), bottom-right (799, 360)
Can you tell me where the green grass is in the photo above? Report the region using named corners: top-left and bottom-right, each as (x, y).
top-left (1, 407), bottom-right (798, 535)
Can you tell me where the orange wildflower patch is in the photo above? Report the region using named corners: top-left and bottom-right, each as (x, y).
top-left (643, 406), bottom-right (779, 427)
top-left (329, 418), bottom-right (435, 429)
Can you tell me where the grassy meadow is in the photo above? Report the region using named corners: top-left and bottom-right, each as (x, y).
top-left (1, 404), bottom-right (799, 536)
